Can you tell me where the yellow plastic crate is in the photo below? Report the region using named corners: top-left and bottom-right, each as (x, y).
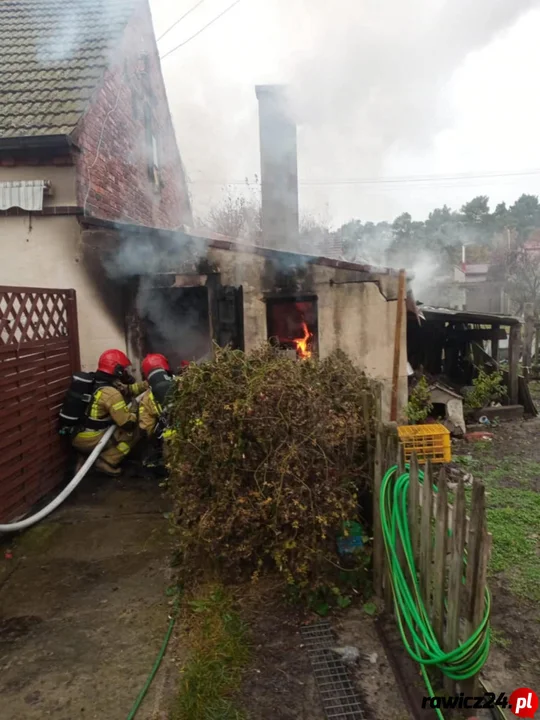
top-left (397, 424), bottom-right (451, 464)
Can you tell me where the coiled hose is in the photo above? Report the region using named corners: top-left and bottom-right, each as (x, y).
top-left (380, 464), bottom-right (491, 720)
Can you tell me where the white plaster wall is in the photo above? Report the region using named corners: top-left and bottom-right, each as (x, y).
top-left (208, 247), bottom-right (407, 420)
top-left (0, 215), bottom-right (127, 371)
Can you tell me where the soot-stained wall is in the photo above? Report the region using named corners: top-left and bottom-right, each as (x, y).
top-left (166, 244), bottom-right (407, 420)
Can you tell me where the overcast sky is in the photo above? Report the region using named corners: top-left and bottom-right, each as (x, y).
top-left (149, 0), bottom-right (540, 227)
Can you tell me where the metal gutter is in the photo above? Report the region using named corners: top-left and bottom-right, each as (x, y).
top-left (0, 134), bottom-right (72, 151)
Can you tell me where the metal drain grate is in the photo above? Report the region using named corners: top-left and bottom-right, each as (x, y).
top-left (301, 621), bottom-right (366, 720)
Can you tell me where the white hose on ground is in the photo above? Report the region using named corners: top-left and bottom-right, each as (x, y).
top-left (0, 392), bottom-right (146, 534)
top-left (0, 424), bottom-right (116, 534)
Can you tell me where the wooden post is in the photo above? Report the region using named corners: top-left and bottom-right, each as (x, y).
top-left (390, 269), bottom-right (406, 422)
top-left (508, 324), bottom-right (521, 405)
top-left (373, 425), bottom-right (384, 598)
top-left (445, 478), bottom-right (467, 695)
top-left (535, 323), bottom-right (540, 368)
top-left (491, 327), bottom-right (500, 363)
top-left (523, 303), bottom-right (535, 371)
top-left (432, 467), bottom-right (448, 648)
top-left (462, 481), bottom-right (486, 707)
top-left (384, 429), bottom-right (398, 612)
top-left (469, 531), bottom-right (491, 698)
top-left (464, 481), bottom-right (485, 624)
top-left (66, 289), bottom-right (81, 372)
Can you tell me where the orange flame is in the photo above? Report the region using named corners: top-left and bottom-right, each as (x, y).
top-left (294, 321), bottom-right (313, 359)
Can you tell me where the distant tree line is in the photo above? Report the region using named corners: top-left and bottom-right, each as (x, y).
top-left (204, 189), bottom-right (540, 314)
top-left (336, 194), bottom-right (540, 266)
top-left (333, 194), bottom-right (540, 315)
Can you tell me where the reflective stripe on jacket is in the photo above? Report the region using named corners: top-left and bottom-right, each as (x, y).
top-left (139, 390), bottom-right (161, 436)
top-left (78, 385), bottom-right (137, 438)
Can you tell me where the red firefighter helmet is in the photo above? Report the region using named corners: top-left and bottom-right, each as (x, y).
top-left (97, 349), bottom-right (132, 376)
top-left (142, 353), bottom-right (171, 379)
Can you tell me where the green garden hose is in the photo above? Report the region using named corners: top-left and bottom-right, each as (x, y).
top-left (380, 465), bottom-right (491, 720)
top-left (126, 600), bottom-right (179, 720)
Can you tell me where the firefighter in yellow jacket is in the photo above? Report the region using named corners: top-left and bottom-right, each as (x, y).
top-left (138, 354), bottom-right (177, 438)
top-left (72, 349), bottom-right (147, 476)
top-left (138, 354), bottom-right (183, 472)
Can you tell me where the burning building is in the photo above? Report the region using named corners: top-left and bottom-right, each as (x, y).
top-left (82, 86), bottom-right (408, 419)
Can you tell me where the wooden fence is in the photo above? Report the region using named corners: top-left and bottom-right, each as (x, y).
top-left (372, 422), bottom-right (491, 696)
top-left (0, 286), bottom-right (80, 521)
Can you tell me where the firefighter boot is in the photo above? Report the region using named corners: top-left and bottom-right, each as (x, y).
top-left (94, 458), bottom-right (122, 477)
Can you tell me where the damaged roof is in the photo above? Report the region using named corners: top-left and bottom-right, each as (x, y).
top-left (0, 0), bottom-right (137, 140)
top-left (81, 215), bottom-right (404, 278)
top-left (416, 304), bottom-right (520, 327)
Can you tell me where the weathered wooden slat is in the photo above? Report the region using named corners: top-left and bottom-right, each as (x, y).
top-left (373, 425), bottom-right (384, 598)
top-left (384, 428), bottom-right (398, 612)
top-left (420, 460), bottom-right (433, 613)
top-left (468, 530), bottom-right (492, 699)
top-left (425, 487), bottom-right (471, 538)
top-left (433, 467), bottom-right (448, 647)
top-left (461, 483), bottom-right (489, 707)
top-left (396, 444), bottom-right (407, 579)
top-left (464, 481), bottom-right (486, 625)
top-left (445, 478), bottom-right (467, 695)
top-left (408, 453), bottom-right (420, 567)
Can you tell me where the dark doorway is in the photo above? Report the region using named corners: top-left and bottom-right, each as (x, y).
top-left (139, 285), bottom-right (212, 369)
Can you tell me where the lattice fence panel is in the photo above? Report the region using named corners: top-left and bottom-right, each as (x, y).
top-left (0, 289), bottom-right (70, 345)
top-left (0, 286), bottom-right (79, 521)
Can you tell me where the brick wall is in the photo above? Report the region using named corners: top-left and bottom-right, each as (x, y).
top-left (74, 0), bottom-right (192, 229)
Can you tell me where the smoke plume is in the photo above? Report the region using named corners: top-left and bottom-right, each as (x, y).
top-left (100, 231), bottom-right (212, 363)
top-left (158, 0), bottom-right (540, 224)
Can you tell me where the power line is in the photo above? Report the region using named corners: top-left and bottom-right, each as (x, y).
top-left (300, 168), bottom-right (540, 186)
top-left (160, 0), bottom-right (244, 60)
top-left (157, 0), bottom-right (207, 43)
top-left (186, 167), bottom-right (540, 187)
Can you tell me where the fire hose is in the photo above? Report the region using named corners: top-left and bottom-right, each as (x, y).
top-left (0, 424), bottom-right (116, 534)
top-left (380, 464), bottom-right (491, 720)
top-left (0, 393), bottom-right (146, 534)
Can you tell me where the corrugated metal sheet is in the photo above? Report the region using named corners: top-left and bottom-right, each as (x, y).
top-left (0, 180), bottom-right (45, 211)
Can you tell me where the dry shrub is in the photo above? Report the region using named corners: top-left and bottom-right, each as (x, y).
top-left (166, 344), bottom-right (375, 600)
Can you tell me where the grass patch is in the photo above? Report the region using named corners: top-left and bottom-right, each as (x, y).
top-left (455, 449), bottom-right (540, 602)
top-left (172, 584), bottom-right (249, 720)
top-left (484, 485), bottom-right (540, 601)
top-left (490, 628), bottom-right (511, 649)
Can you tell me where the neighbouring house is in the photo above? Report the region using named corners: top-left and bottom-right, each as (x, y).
top-left (417, 265), bottom-right (466, 310)
top-left (461, 262), bottom-right (511, 315)
top-left (0, 0), bottom-right (192, 368)
top-left (419, 258), bottom-right (511, 316)
top-left (0, 0), bottom-right (191, 519)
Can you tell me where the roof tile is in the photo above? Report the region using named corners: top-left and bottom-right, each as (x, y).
top-left (0, 0), bottom-right (137, 139)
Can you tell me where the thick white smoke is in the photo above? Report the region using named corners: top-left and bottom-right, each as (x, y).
top-left (157, 0), bottom-right (540, 224)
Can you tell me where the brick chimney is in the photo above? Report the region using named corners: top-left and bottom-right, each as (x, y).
top-left (255, 85), bottom-right (299, 250)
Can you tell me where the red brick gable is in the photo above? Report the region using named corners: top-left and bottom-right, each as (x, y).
top-left (74, 0), bottom-right (191, 229)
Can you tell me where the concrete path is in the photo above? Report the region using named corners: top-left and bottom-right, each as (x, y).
top-left (0, 471), bottom-right (176, 720)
